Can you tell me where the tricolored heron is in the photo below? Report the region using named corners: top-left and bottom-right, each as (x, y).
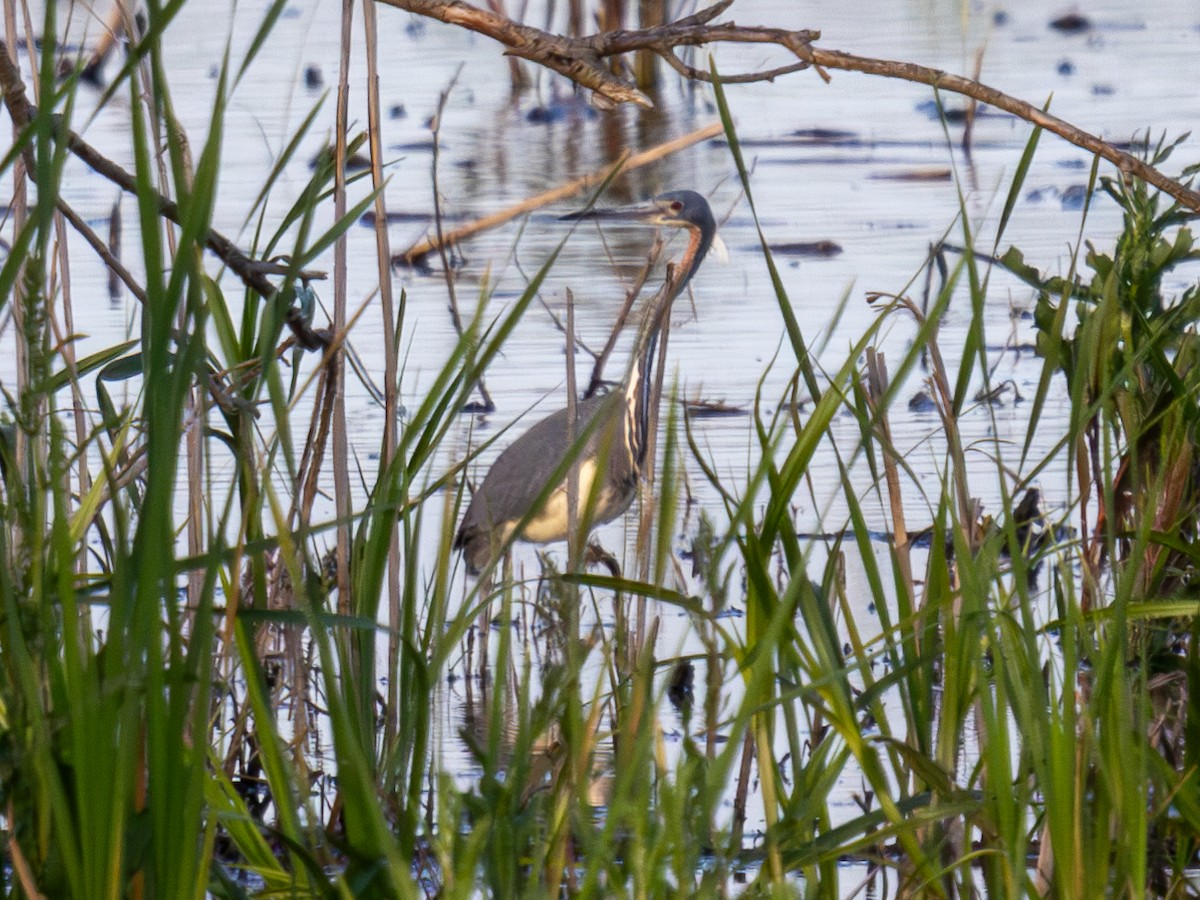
top-left (455, 189), bottom-right (717, 575)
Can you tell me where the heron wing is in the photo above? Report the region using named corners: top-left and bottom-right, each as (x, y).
top-left (457, 393), bottom-right (622, 542)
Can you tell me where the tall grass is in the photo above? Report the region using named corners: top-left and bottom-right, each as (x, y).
top-left (2, 1), bottom-right (1200, 897)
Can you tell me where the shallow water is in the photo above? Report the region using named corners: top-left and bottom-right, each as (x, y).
top-left (5, 0), bottom-right (1200, 892)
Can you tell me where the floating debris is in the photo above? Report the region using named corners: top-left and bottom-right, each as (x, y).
top-left (525, 96), bottom-right (598, 124)
top-left (108, 196), bottom-right (122, 303)
top-left (390, 140), bottom-right (438, 153)
top-left (908, 391), bottom-right (937, 413)
top-left (360, 210), bottom-right (466, 227)
top-left (1010, 488), bottom-right (1047, 553)
top-left (1060, 184), bottom-right (1090, 210)
top-left (682, 398), bottom-right (748, 418)
top-left (913, 100), bottom-right (1006, 123)
top-left (790, 127), bottom-right (858, 145)
top-left (769, 240), bottom-right (843, 258)
top-left (974, 379), bottom-right (1024, 406)
top-left (1057, 59), bottom-right (1075, 75)
top-left (304, 65), bottom-right (323, 89)
top-left (1050, 12), bottom-right (1092, 34)
top-left (309, 146), bottom-right (371, 171)
top-left (870, 169), bottom-right (952, 182)
top-left (1024, 184), bottom-right (1093, 209)
top-left (667, 660), bottom-right (694, 711)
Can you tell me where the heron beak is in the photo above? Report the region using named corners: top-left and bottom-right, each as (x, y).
top-left (559, 199), bottom-right (662, 223)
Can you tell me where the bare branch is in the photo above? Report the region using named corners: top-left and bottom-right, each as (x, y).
top-left (0, 39), bottom-right (332, 349)
top-left (807, 48), bottom-right (1200, 211)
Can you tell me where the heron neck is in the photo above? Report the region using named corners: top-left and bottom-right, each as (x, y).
top-left (625, 224), bottom-right (709, 469)
top-left (633, 225), bottom-right (707, 359)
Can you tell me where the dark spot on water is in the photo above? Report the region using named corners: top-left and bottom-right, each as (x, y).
top-left (304, 65), bottom-right (323, 90)
top-left (993, 10), bottom-right (1009, 26)
top-left (1091, 83), bottom-right (1116, 96)
top-left (361, 210), bottom-right (465, 227)
top-left (682, 398), bottom-right (748, 417)
top-left (668, 660), bottom-right (694, 711)
top-left (908, 391), bottom-right (936, 413)
top-left (790, 127), bottom-right (858, 145)
top-left (1050, 13), bottom-right (1091, 34)
top-left (769, 240), bottom-right (843, 257)
top-left (405, 17), bottom-right (427, 37)
top-left (870, 169), bottom-right (951, 182)
top-left (391, 140), bottom-right (438, 153)
top-left (915, 99), bottom-right (970, 123)
top-left (1110, 136), bottom-right (1151, 152)
top-left (1057, 58), bottom-right (1075, 75)
top-left (390, 103), bottom-right (407, 119)
top-left (1060, 184), bottom-right (1090, 210)
top-left (526, 97), bottom-right (598, 124)
top-left (1056, 158), bottom-right (1088, 170)
top-left (309, 146), bottom-right (371, 171)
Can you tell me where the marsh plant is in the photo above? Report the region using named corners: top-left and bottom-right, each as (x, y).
top-left (2, 1), bottom-right (1200, 898)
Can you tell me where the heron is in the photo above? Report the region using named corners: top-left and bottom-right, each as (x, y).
top-left (454, 189), bottom-right (717, 576)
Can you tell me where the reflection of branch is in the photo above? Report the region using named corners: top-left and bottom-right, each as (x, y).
top-left (0, 40), bottom-right (331, 349)
top-left (377, 0), bottom-right (1200, 213)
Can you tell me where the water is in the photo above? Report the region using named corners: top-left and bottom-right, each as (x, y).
top-left (5, 0), bottom-right (1200, 892)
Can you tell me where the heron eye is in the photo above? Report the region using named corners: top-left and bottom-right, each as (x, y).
top-left (669, 200), bottom-right (683, 213)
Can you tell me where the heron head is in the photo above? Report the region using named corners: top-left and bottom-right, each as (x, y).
top-left (561, 189), bottom-right (715, 234)
top-left (645, 190), bottom-right (713, 231)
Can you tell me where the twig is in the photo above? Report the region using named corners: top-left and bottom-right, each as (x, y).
top-left (565, 288), bottom-right (580, 572)
top-left (583, 235), bottom-right (663, 399)
top-left (864, 350), bottom-right (918, 640)
top-left (55, 197), bottom-right (147, 304)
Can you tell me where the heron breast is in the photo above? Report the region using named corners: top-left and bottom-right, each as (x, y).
top-left (520, 459), bottom-right (631, 543)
